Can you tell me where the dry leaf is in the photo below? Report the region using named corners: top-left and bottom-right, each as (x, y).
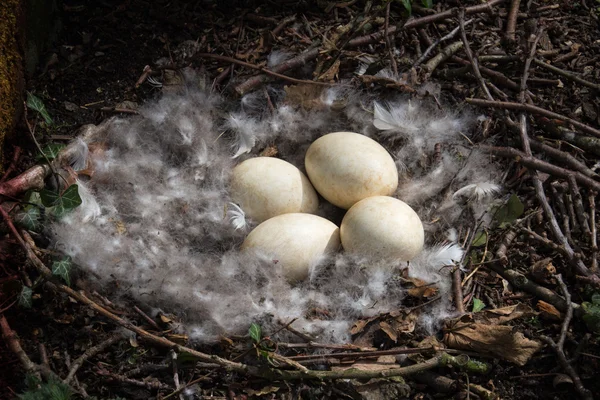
top-left (404, 277), bottom-right (439, 298)
top-left (318, 59), bottom-right (340, 82)
top-left (474, 304), bottom-right (537, 325)
top-left (444, 317), bottom-right (542, 366)
top-left (530, 258), bottom-right (556, 284)
top-left (537, 300), bottom-right (562, 321)
top-left (246, 386), bottom-right (280, 396)
top-left (259, 145), bottom-right (278, 157)
top-left (332, 355), bottom-right (399, 373)
top-left (284, 84), bottom-right (325, 110)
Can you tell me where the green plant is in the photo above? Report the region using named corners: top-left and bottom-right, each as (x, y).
top-left (249, 323), bottom-right (277, 365)
top-left (18, 375), bottom-right (72, 400)
top-left (582, 293), bottom-right (600, 334)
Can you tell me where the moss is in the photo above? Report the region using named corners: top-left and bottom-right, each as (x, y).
top-left (0, 0), bottom-right (25, 167)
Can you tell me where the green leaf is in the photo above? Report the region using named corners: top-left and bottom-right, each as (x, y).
top-left (37, 143), bottom-right (66, 161)
top-left (495, 194), bottom-right (524, 226)
top-left (401, 0), bottom-right (412, 14)
top-left (26, 92), bottom-right (53, 125)
top-left (39, 189), bottom-right (60, 207)
top-left (52, 185), bottom-right (82, 218)
top-left (421, 0), bottom-right (433, 8)
top-left (472, 298), bottom-right (486, 312)
top-left (249, 322), bottom-right (262, 343)
top-left (52, 258), bottom-right (72, 286)
top-left (18, 286), bottom-right (33, 309)
top-left (24, 190), bottom-right (44, 207)
top-left (42, 185), bottom-right (82, 218)
top-left (472, 231), bottom-right (487, 247)
top-left (14, 207), bottom-right (42, 231)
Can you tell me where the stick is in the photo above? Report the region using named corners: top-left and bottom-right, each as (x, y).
top-left (64, 333), bottom-right (123, 384)
top-left (413, 20), bottom-right (473, 67)
top-left (384, 1), bottom-right (398, 77)
top-left (590, 192), bottom-right (598, 273)
top-left (529, 139), bottom-right (598, 178)
top-left (540, 275), bottom-right (592, 400)
top-left (459, 9), bottom-right (494, 100)
top-left (466, 98), bottom-right (600, 138)
top-left (505, 0), bottom-right (521, 42)
top-left (453, 268), bottom-right (465, 313)
top-left (133, 305), bottom-right (162, 331)
top-left (533, 59), bottom-right (600, 91)
top-left (0, 315), bottom-right (41, 381)
top-left (480, 145), bottom-right (600, 192)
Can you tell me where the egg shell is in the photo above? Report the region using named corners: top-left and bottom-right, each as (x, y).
top-left (305, 132), bottom-right (398, 209)
top-left (230, 157), bottom-right (319, 223)
top-left (242, 213), bottom-right (340, 283)
top-left (340, 196), bottom-right (424, 261)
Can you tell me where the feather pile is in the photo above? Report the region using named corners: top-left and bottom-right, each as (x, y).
top-left (49, 74), bottom-right (503, 343)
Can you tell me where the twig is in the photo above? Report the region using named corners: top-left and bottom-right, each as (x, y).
top-left (505, 0), bottom-right (521, 42)
top-left (453, 268), bottom-right (465, 313)
top-left (452, 57), bottom-right (521, 91)
top-left (287, 347), bottom-right (434, 361)
top-left (567, 175), bottom-right (591, 234)
top-left (459, 9), bottom-right (494, 100)
top-left (521, 227), bottom-right (581, 260)
top-left (0, 147), bottom-right (22, 183)
top-left (485, 263), bottom-right (576, 313)
top-left (123, 363), bottom-right (169, 378)
top-left (271, 15), bottom-right (296, 37)
top-left (97, 368), bottom-right (172, 391)
top-left (64, 333), bottom-right (123, 384)
top-left (496, 229), bottom-right (517, 265)
top-left (424, 41), bottom-right (464, 74)
top-left (413, 20), bottom-right (473, 67)
top-left (540, 275), bottom-right (592, 400)
top-left (234, 47), bottom-right (320, 96)
top-left (532, 59), bottom-right (600, 91)
top-left (0, 315), bottom-right (41, 380)
top-left (196, 53), bottom-right (332, 90)
top-left (529, 139), bottom-right (598, 178)
top-left (480, 145), bottom-right (600, 193)
top-left (133, 305), bottom-right (162, 331)
top-left (170, 350), bottom-right (184, 400)
top-left (590, 192), bottom-right (598, 273)
top-left (384, 1), bottom-right (398, 77)
top-left (466, 98), bottom-right (600, 138)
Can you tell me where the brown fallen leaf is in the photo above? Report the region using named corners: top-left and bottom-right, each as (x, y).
top-left (537, 300), bottom-right (562, 321)
top-left (474, 304), bottom-right (537, 325)
top-left (444, 314), bottom-right (542, 366)
top-left (530, 257), bottom-right (556, 285)
top-left (404, 276), bottom-right (439, 299)
top-left (332, 355), bottom-right (399, 373)
top-left (284, 84), bottom-right (326, 110)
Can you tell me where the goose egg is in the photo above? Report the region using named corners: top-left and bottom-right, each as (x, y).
top-left (242, 213), bottom-right (340, 282)
top-left (340, 196), bottom-right (424, 260)
top-left (230, 157), bottom-right (319, 223)
top-left (305, 132), bottom-right (398, 209)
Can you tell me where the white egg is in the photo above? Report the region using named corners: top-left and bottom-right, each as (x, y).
top-left (230, 157), bottom-right (319, 223)
top-left (305, 132), bottom-right (398, 209)
top-left (242, 213), bottom-right (340, 283)
top-left (340, 196), bottom-right (424, 261)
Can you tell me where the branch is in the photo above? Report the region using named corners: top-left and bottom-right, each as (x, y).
top-left (64, 333), bottom-right (124, 384)
top-left (532, 59), bottom-right (600, 91)
top-left (466, 98), bottom-right (600, 138)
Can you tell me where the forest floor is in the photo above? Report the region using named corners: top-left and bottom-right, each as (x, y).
top-left (1, 0), bottom-right (600, 399)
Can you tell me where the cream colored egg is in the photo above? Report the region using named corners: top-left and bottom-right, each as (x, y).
top-left (242, 213), bottom-right (340, 283)
top-left (340, 196), bottom-right (424, 261)
top-left (305, 132), bottom-right (398, 209)
top-left (230, 157), bottom-right (319, 223)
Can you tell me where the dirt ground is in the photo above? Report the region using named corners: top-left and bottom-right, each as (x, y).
top-left (1, 0), bottom-right (599, 399)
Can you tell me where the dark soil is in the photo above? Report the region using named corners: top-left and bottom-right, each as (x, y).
top-left (1, 0), bottom-right (600, 399)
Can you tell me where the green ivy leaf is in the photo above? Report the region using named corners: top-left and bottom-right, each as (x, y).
top-left (401, 0), bottom-right (412, 14)
top-left (24, 190), bottom-right (44, 207)
top-left (26, 92), bottom-right (53, 125)
top-left (14, 207), bottom-right (42, 231)
top-left (41, 185), bottom-right (82, 218)
top-left (472, 298), bottom-right (486, 312)
top-left (495, 194), bottom-right (524, 226)
top-left (39, 188), bottom-right (60, 207)
top-left (52, 258), bottom-right (72, 286)
top-left (472, 231), bottom-right (487, 247)
top-left (249, 323), bottom-right (262, 343)
top-left (421, 0), bottom-right (433, 8)
top-left (52, 185), bottom-right (82, 218)
top-left (37, 143), bottom-right (66, 161)
top-left (18, 286), bottom-right (33, 309)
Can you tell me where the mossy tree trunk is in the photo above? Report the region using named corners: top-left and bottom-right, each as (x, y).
top-left (0, 0), bottom-right (26, 167)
